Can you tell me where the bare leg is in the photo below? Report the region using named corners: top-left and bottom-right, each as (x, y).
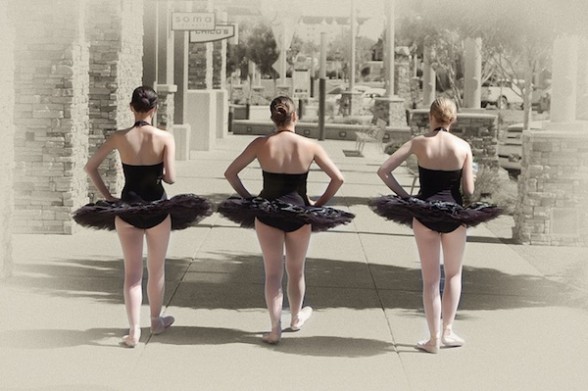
top-left (284, 224), bottom-right (313, 330)
top-left (255, 219), bottom-right (285, 344)
top-left (115, 217), bottom-right (145, 347)
top-left (440, 225), bottom-right (467, 346)
top-left (145, 216), bottom-right (174, 334)
top-left (412, 218), bottom-right (442, 352)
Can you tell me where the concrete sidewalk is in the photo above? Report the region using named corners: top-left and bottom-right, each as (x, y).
top-left (1, 135), bottom-right (587, 391)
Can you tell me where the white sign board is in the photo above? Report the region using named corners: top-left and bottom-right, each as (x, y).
top-left (293, 70), bottom-right (310, 99)
top-left (189, 25), bottom-right (235, 43)
top-left (172, 12), bottom-right (215, 31)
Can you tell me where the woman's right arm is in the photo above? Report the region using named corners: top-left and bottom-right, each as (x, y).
top-left (224, 138), bottom-right (261, 198)
top-left (84, 135), bottom-right (118, 201)
top-left (376, 140), bottom-right (413, 198)
top-left (311, 144), bottom-right (344, 207)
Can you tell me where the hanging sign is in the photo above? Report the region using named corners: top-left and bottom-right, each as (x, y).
top-left (172, 12), bottom-right (215, 31)
top-left (189, 25), bottom-right (235, 43)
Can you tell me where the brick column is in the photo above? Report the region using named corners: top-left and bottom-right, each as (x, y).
top-left (154, 0), bottom-right (176, 130)
top-left (0, 0), bottom-right (15, 276)
top-left (86, 0), bottom-right (144, 201)
top-left (10, 0), bottom-right (90, 234)
top-left (514, 35), bottom-right (588, 246)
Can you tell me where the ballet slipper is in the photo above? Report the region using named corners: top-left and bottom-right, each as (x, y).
top-left (261, 330), bottom-right (282, 345)
top-left (416, 338), bottom-right (440, 354)
top-left (262, 323), bottom-right (282, 345)
top-left (442, 329), bottom-right (465, 347)
top-left (290, 306), bottom-right (313, 331)
top-left (151, 315), bottom-right (175, 335)
top-left (121, 334), bottom-right (139, 348)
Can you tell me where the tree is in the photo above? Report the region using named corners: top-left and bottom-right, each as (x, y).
top-left (246, 23), bottom-right (279, 80)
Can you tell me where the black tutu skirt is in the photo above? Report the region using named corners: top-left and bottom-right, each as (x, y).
top-left (73, 193), bottom-right (213, 231)
top-left (369, 195), bottom-right (501, 228)
top-left (217, 196), bottom-right (355, 232)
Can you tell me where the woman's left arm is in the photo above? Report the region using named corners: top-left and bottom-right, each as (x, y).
top-left (376, 140), bottom-right (413, 198)
top-left (162, 132), bottom-right (176, 184)
top-left (84, 135), bottom-right (118, 201)
top-left (461, 146), bottom-right (475, 197)
top-left (224, 138), bottom-right (260, 198)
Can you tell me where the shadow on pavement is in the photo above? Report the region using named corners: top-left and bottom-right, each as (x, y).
top-left (6, 252), bottom-right (587, 313)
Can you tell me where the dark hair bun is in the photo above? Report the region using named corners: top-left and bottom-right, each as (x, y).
top-left (131, 86), bottom-right (158, 113)
top-left (269, 96), bottom-right (295, 126)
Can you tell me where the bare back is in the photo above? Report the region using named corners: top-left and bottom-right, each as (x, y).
top-left (256, 132), bottom-right (316, 173)
top-left (114, 125), bottom-right (172, 165)
top-left (412, 131), bottom-right (470, 171)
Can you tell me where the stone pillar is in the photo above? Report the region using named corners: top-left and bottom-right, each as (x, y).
top-left (339, 91), bottom-right (362, 117)
top-left (154, 0), bottom-right (176, 130)
top-left (550, 36), bottom-right (578, 123)
top-left (463, 37), bottom-right (482, 109)
top-left (383, 0), bottom-right (396, 97)
top-left (373, 0), bottom-right (405, 127)
top-left (173, 2), bottom-right (191, 125)
top-left (422, 46), bottom-right (436, 107)
top-left (0, 0), bottom-right (15, 277)
top-left (143, 0), bottom-right (158, 87)
top-left (86, 0), bottom-right (144, 202)
top-left (514, 35), bottom-right (588, 246)
top-left (394, 47), bottom-right (411, 102)
top-left (213, 11), bottom-right (228, 90)
top-left (576, 38), bottom-right (588, 121)
top-left (10, 0), bottom-right (90, 234)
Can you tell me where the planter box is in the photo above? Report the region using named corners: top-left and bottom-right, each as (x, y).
top-left (232, 119), bottom-right (411, 145)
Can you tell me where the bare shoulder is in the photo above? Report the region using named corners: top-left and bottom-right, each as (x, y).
top-left (450, 133), bottom-right (472, 150)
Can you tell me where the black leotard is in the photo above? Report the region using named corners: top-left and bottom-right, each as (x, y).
top-left (256, 170), bottom-right (310, 232)
top-left (118, 162), bottom-right (169, 228)
top-left (416, 165), bottom-right (463, 233)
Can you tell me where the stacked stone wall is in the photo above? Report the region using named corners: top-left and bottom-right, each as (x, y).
top-left (0, 1), bottom-right (15, 276)
top-left (86, 0), bottom-right (144, 201)
top-left (514, 130), bottom-right (588, 246)
top-left (188, 43), bottom-right (213, 90)
top-left (10, 0), bottom-right (90, 234)
top-left (213, 40), bottom-right (223, 89)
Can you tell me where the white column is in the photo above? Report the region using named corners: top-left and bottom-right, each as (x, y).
top-left (550, 35), bottom-right (578, 123)
top-left (383, 0), bottom-right (395, 97)
top-left (422, 46), bottom-right (436, 107)
top-left (463, 37), bottom-right (482, 109)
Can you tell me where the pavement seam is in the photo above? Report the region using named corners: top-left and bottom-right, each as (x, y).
top-left (145, 224), bottom-right (215, 345)
top-left (354, 219), bottom-right (414, 390)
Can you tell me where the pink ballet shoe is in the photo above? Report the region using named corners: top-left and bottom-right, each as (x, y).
top-left (290, 306), bottom-right (313, 331)
top-left (416, 338), bottom-right (440, 354)
top-left (121, 334), bottom-right (139, 348)
top-left (442, 329), bottom-right (465, 347)
top-left (262, 323), bottom-right (282, 345)
top-left (261, 330), bottom-right (282, 345)
top-left (151, 315), bottom-right (175, 335)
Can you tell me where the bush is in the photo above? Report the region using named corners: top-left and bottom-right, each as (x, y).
top-left (471, 166), bottom-right (517, 215)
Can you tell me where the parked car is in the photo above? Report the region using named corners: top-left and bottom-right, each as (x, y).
top-left (498, 121), bottom-right (546, 178)
top-left (481, 79), bottom-right (524, 110)
top-left (360, 87), bottom-right (386, 107)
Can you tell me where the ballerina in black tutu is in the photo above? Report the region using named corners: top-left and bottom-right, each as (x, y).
top-left (371, 97), bottom-right (499, 353)
top-left (219, 96), bottom-right (353, 344)
top-left (74, 86), bottom-right (212, 347)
